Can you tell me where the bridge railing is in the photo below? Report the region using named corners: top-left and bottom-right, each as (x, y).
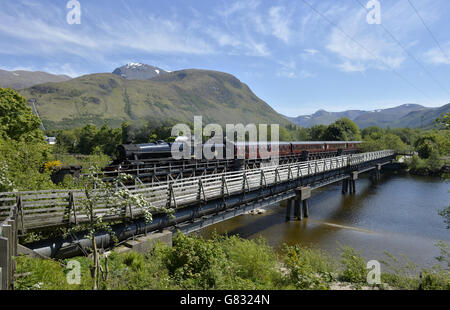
top-left (0, 150), bottom-right (395, 231)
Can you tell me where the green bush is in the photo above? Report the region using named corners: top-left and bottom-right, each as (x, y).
top-left (219, 235), bottom-right (281, 289)
top-left (0, 138), bottom-right (55, 191)
top-left (162, 233), bottom-right (228, 289)
top-left (283, 245), bottom-right (335, 289)
top-left (420, 269), bottom-right (450, 290)
top-left (103, 248), bottom-right (174, 290)
top-left (338, 246), bottom-right (367, 285)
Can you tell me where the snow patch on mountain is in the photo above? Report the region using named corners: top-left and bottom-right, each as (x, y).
top-left (112, 63), bottom-right (169, 80)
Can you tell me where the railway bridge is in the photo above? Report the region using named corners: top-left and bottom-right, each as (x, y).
top-left (1, 150), bottom-right (396, 262)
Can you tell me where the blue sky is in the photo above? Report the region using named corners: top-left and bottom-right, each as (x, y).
top-left (1, 0), bottom-right (450, 116)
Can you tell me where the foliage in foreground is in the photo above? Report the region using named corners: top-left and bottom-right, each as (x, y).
top-left (14, 234), bottom-right (450, 290)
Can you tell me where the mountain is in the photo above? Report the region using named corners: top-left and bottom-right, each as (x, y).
top-left (288, 104), bottom-right (449, 129)
top-left (19, 68), bottom-right (291, 130)
top-left (391, 103), bottom-right (450, 129)
top-left (286, 109), bottom-right (366, 128)
top-left (0, 69), bottom-right (71, 90)
top-left (112, 63), bottom-right (169, 80)
top-left (352, 104), bottom-right (427, 128)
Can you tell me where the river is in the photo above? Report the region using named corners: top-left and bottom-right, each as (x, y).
top-left (199, 172), bottom-right (449, 269)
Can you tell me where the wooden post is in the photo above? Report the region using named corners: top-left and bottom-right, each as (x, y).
top-left (8, 219), bottom-right (16, 289)
top-left (17, 196), bottom-right (25, 234)
top-left (1, 222), bottom-right (13, 290)
top-left (0, 236), bottom-right (8, 290)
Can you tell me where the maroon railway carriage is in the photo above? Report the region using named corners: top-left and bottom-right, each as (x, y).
top-left (234, 141), bottom-right (361, 160)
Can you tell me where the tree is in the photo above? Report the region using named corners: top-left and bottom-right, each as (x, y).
top-left (279, 126), bottom-right (292, 141)
top-left (322, 118), bottom-right (361, 141)
top-left (293, 127), bottom-right (311, 141)
top-left (77, 124), bottom-right (98, 155)
top-left (361, 126), bottom-right (383, 139)
top-left (388, 128), bottom-right (421, 146)
top-left (436, 112), bottom-right (450, 130)
top-left (93, 125), bottom-right (122, 156)
top-left (322, 124), bottom-right (345, 141)
top-left (414, 132), bottom-right (449, 158)
top-left (0, 87), bottom-right (44, 142)
top-left (55, 130), bottom-right (77, 153)
top-left (121, 122), bottom-right (132, 144)
top-left (309, 125), bottom-right (327, 141)
top-left (360, 133), bottom-right (409, 153)
top-left (0, 137), bottom-right (54, 190)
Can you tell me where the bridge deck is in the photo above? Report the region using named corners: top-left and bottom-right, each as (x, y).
top-left (0, 150), bottom-right (395, 233)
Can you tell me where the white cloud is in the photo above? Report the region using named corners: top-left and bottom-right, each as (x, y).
top-left (248, 41), bottom-right (271, 57)
top-left (268, 6), bottom-right (291, 43)
top-left (311, 0), bottom-right (444, 73)
top-left (218, 0), bottom-right (261, 17)
top-left (205, 27), bottom-right (241, 48)
top-left (337, 61), bottom-right (366, 73)
top-left (325, 8), bottom-right (405, 72)
top-left (0, 4), bottom-right (214, 60)
top-left (303, 49), bottom-right (319, 56)
top-left (276, 60), bottom-right (316, 79)
top-left (423, 42), bottom-right (450, 65)
top-left (299, 70), bottom-right (316, 79)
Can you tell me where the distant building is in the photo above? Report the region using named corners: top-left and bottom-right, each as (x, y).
top-left (45, 136), bottom-right (56, 145)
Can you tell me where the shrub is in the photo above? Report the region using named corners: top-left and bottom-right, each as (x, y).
top-left (219, 235), bottom-right (281, 289)
top-left (283, 245), bottom-right (335, 289)
top-left (162, 233), bottom-right (228, 289)
top-left (339, 246), bottom-right (367, 285)
top-left (420, 269), bottom-right (450, 290)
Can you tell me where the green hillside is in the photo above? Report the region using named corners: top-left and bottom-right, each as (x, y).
top-left (391, 103), bottom-right (450, 129)
top-left (20, 69), bottom-right (291, 130)
top-left (287, 104), bottom-right (449, 129)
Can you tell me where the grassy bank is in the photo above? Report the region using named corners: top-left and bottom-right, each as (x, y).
top-left (14, 233), bottom-right (450, 290)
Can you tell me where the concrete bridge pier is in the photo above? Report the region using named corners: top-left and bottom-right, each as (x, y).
top-left (343, 172), bottom-right (358, 195)
top-left (293, 198), bottom-right (303, 220)
top-left (341, 179), bottom-right (349, 194)
top-left (370, 164), bottom-right (382, 182)
top-left (294, 187), bottom-right (311, 221)
top-left (302, 200), bottom-right (309, 218)
top-left (286, 198), bottom-right (295, 221)
top-left (376, 164), bottom-right (382, 181)
top-left (349, 171), bottom-right (358, 194)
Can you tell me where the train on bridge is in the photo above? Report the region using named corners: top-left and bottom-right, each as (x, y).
top-left (108, 140), bottom-right (362, 173)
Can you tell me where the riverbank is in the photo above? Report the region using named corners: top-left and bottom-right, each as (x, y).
top-left (14, 233), bottom-right (449, 290)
